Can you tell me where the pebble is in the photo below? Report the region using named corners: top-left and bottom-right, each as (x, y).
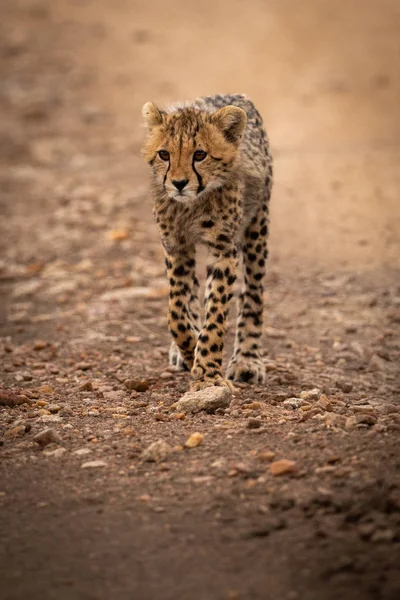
top-left (242, 402), bottom-right (262, 410)
top-left (247, 417), bottom-right (262, 429)
top-left (345, 416), bottom-right (357, 431)
top-left (352, 405), bottom-right (375, 414)
top-left (79, 381), bottom-right (93, 392)
top-left (33, 428), bottom-right (62, 447)
top-left (300, 388), bottom-right (321, 401)
top-left (173, 386), bottom-right (231, 414)
top-left (283, 398), bottom-right (302, 410)
top-left (317, 395), bottom-right (333, 412)
top-left (76, 362), bottom-right (92, 371)
top-left (185, 432), bottom-right (204, 448)
top-left (257, 451), bottom-right (276, 462)
top-left (0, 391), bottom-right (30, 406)
top-left (81, 460), bottom-right (107, 469)
top-left (4, 424), bottom-right (29, 439)
top-left (47, 404), bottom-right (61, 414)
top-left (37, 415), bottom-right (62, 423)
top-left (37, 384), bottom-right (54, 395)
top-left (269, 459), bottom-right (297, 476)
top-left (368, 354), bottom-right (386, 372)
top-left (336, 380), bottom-right (353, 393)
top-left (43, 447), bottom-right (66, 458)
top-left (381, 403), bottom-right (399, 415)
top-left (324, 413), bottom-right (346, 429)
top-left (371, 528), bottom-right (395, 543)
top-left (355, 414), bottom-right (377, 426)
top-left (73, 448), bottom-right (92, 456)
top-left (142, 440), bottom-right (172, 462)
top-left (124, 379), bottom-right (149, 392)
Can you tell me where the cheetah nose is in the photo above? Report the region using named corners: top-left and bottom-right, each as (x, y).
top-left (172, 179), bottom-right (189, 192)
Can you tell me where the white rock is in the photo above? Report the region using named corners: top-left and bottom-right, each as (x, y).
top-left (81, 460), bottom-right (107, 469)
top-left (173, 386), bottom-right (232, 414)
top-left (73, 448), bottom-right (92, 456)
top-left (283, 398), bottom-right (303, 409)
top-left (37, 415), bottom-right (62, 423)
top-left (43, 448), bottom-right (67, 458)
top-left (33, 428), bottom-right (62, 447)
top-left (142, 440), bottom-right (172, 463)
top-left (300, 388), bottom-right (321, 401)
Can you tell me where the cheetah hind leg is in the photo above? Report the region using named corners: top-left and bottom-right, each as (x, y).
top-left (169, 341), bottom-right (190, 371)
top-left (227, 202), bottom-right (269, 385)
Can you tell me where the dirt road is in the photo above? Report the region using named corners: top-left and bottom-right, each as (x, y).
top-left (1, 1), bottom-right (399, 599)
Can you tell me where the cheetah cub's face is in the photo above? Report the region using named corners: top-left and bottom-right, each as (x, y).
top-left (142, 103), bottom-right (247, 202)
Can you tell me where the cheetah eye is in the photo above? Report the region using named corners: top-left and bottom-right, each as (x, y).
top-left (193, 150), bottom-right (207, 162)
top-left (158, 150), bottom-right (170, 161)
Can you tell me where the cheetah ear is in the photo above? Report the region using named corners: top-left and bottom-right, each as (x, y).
top-left (212, 106), bottom-right (247, 144)
top-left (142, 102), bottom-right (164, 129)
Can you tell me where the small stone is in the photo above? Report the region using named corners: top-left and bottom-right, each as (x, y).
top-left (47, 404), bottom-right (61, 414)
top-left (358, 523), bottom-right (376, 540)
top-left (37, 384), bottom-right (54, 395)
top-left (4, 424), bottom-right (28, 439)
top-left (0, 391), bottom-right (30, 406)
top-left (81, 460), bottom-right (107, 469)
top-left (337, 380), bottom-right (353, 393)
top-left (242, 402), bottom-right (262, 410)
top-left (269, 459), bottom-right (297, 476)
top-left (345, 416), bottom-right (357, 431)
top-left (317, 395), bottom-right (333, 412)
top-left (247, 417), bottom-right (262, 429)
top-left (353, 405), bottom-right (375, 414)
top-left (79, 381), bottom-right (93, 392)
top-left (73, 448), bottom-right (92, 456)
top-left (124, 379), bottom-right (149, 392)
top-left (173, 412), bottom-right (186, 420)
top-left (108, 228), bottom-right (130, 241)
top-left (37, 415), bottom-right (62, 423)
top-left (76, 362), bottom-right (92, 371)
top-left (381, 404), bottom-right (399, 415)
top-left (368, 354), bottom-right (386, 372)
top-left (355, 413), bottom-right (377, 426)
top-left (43, 447), bottom-right (66, 458)
top-left (185, 432), bottom-right (204, 448)
top-left (173, 386), bottom-right (231, 414)
top-left (142, 440), bottom-right (171, 462)
top-left (300, 388), bottom-right (321, 401)
top-left (283, 398), bottom-right (302, 410)
top-left (33, 340), bottom-right (49, 351)
top-left (33, 428), bottom-right (62, 447)
top-left (325, 413), bottom-right (346, 429)
top-left (371, 529), bottom-right (395, 543)
top-left (257, 451), bottom-right (276, 462)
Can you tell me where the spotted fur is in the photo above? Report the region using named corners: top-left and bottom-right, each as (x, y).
top-left (142, 94), bottom-right (272, 391)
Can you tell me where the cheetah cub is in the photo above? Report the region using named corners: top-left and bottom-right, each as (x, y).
top-left (142, 94), bottom-right (272, 392)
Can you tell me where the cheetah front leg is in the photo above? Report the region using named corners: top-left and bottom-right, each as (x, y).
top-left (190, 246), bottom-right (238, 391)
top-left (164, 245), bottom-right (199, 370)
top-left (169, 264), bottom-right (201, 371)
top-left (227, 206), bottom-right (268, 384)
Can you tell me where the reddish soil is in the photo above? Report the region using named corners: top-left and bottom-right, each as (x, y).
top-left (0, 1), bottom-right (399, 599)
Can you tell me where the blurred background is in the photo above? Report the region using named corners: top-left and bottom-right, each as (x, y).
top-left (0, 0), bottom-right (399, 323)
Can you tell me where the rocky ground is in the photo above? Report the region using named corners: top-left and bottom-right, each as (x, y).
top-left (1, 1), bottom-right (400, 599)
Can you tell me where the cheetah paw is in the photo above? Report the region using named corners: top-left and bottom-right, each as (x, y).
top-left (169, 342), bottom-right (191, 371)
top-left (226, 357), bottom-right (266, 384)
top-left (189, 377), bottom-right (234, 393)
